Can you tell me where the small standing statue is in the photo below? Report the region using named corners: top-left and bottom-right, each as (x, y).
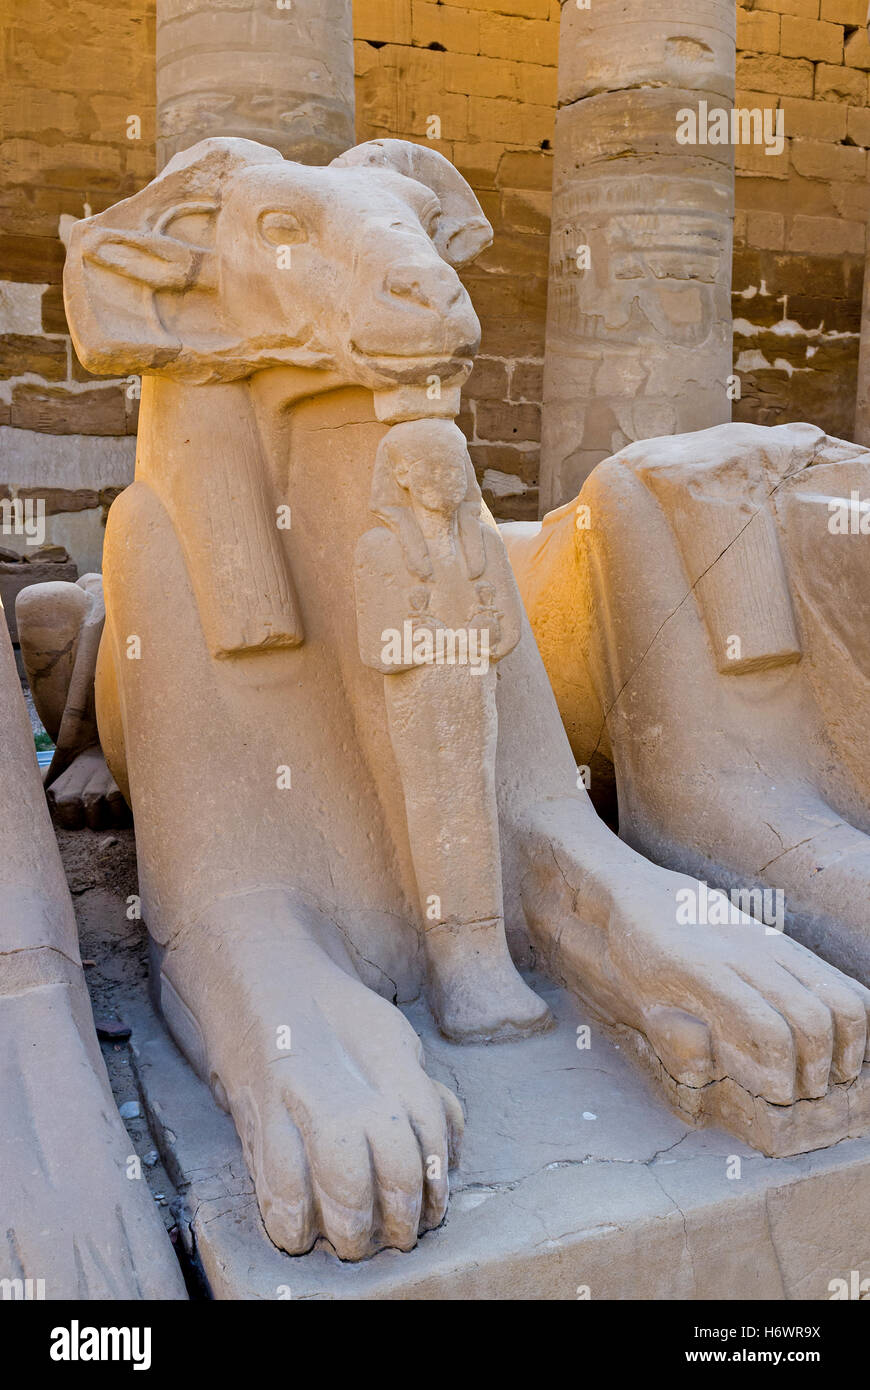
top-left (355, 418), bottom-right (552, 1041)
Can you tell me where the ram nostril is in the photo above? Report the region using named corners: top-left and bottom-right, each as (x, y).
top-left (388, 272), bottom-right (423, 302)
top-left (385, 264), bottom-right (455, 310)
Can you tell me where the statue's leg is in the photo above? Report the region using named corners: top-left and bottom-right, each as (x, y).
top-left (383, 662), bottom-right (551, 1042)
top-left (17, 576), bottom-right (128, 830)
top-left (0, 613), bottom-right (186, 1299)
top-left (492, 526), bottom-right (870, 1150)
top-left (510, 455), bottom-right (870, 991)
top-left (101, 479), bottom-right (463, 1260)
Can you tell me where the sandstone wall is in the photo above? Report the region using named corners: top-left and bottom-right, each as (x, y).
top-left (0, 0), bottom-right (154, 569)
top-left (3, 1), bottom-right (870, 567)
top-left (734, 0), bottom-right (870, 440)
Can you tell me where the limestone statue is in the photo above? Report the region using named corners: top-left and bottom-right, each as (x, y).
top-left (17, 576), bottom-right (129, 830)
top-left (506, 419), bottom-right (870, 1003)
top-left (0, 604), bottom-right (185, 1299)
top-left (61, 140), bottom-right (870, 1261)
top-left (354, 417), bottom-right (550, 1042)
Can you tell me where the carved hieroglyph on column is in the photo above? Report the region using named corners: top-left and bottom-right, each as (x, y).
top-left (354, 418), bottom-right (550, 1041)
top-left (540, 0), bottom-right (735, 512)
top-left (156, 0), bottom-right (355, 170)
top-left (0, 609), bottom-right (185, 1299)
top-left (62, 139), bottom-right (870, 1263)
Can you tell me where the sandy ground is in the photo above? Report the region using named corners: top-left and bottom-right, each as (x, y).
top-left (17, 647), bottom-right (196, 1287)
top-left (57, 824), bottom-right (189, 1267)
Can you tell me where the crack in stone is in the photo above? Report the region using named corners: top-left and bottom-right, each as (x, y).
top-left (588, 467), bottom-right (804, 764)
top-left (757, 832), bottom-right (825, 876)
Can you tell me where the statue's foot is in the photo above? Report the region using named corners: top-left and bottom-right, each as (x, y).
top-left (521, 803), bottom-right (870, 1114)
top-left (424, 918), bottom-right (552, 1042)
top-left (1, 979), bottom-right (185, 1299)
top-left (47, 745), bottom-right (129, 830)
top-left (158, 892), bottom-right (464, 1261)
top-left (624, 786), bottom-right (870, 994)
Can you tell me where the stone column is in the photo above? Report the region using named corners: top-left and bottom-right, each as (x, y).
top-left (156, 0), bottom-right (355, 170)
top-left (539, 0), bottom-right (736, 512)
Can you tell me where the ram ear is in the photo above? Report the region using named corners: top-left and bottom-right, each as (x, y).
top-left (78, 221), bottom-right (215, 291)
top-left (331, 139), bottom-right (492, 269)
top-left (62, 136), bottom-right (283, 379)
top-left (64, 210), bottom-right (218, 377)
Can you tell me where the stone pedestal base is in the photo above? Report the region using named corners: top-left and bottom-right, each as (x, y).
top-left (127, 979), bottom-right (870, 1301)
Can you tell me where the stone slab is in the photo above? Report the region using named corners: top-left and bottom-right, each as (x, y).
top-left (126, 976), bottom-right (870, 1300)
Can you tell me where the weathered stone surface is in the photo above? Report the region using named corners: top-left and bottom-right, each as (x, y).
top-left (559, 0), bottom-right (736, 106)
top-left (70, 344), bottom-right (114, 383)
top-left (471, 397), bottom-right (539, 444)
top-left (65, 135), bottom-right (510, 1262)
top-left (844, 26), bottom-right (870, 70)
top-left (789, 213), bottom-right (864, 255)
top-left (127, 977), bottom-right (870, 1299)
top-left (736, 52), bottom-right (815, 97)
top-left (478, 11), bottom-right (557, 66)
top-left (0, 602), bottom-right (185, 1300)
top-left (510, 360), bottom-right (544, 401)
top-left (821, 0), bottom-right (866, 22)
top-left (0, 558), bottom-right (79, 641)
top-left (0, 234), bottom-right (65, 284)
top-left (508, 419), bottom-right (870, 1014)
top-left (781, 95), bottom-right (848, 140)
top-left (16, 486), bottom-right (100, 514)
top-left (56, 136), bottom-right (870, 1291)
top-left (0, 333), bottom-right (67, 380)
top-left (354, 0), bottom-right (413, 45)
top-left (0, 279), bottom-right (48, 334)
top-left (10, 383), bottom-right (127, 435)
top-left (469, 442), bottom-right (539, 483)
top-left (541, 0), bottom-right (735, 509)
top-left (781, 16), bottom-right (844, 65)
top-left (0, 427), bottom-right (135, 490)
top-left (792, 139), bottom-right (866, 180)
top-left (156, 0), bottom-right (355, 168)
top-left (40, 284), bottom-right (68, 335)
top-left (464, 356), bottom-right (509, 400)
top-left (814, 61), bottom-right (867, 102)
top-left (757, 0), bottom-right (824, 18)
top-left (739, 6), bottom-right (782, 55)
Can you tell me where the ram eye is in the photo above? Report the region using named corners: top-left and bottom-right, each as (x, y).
top-left (258, 211), bottom-right (307, 247)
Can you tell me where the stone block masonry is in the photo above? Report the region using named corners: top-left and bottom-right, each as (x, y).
top-left (4, 0), bottom-right (870, 548)
top-left (734, 1), bottom-right (870, 440)
top-left (0, 0), bottom-right (155, 571)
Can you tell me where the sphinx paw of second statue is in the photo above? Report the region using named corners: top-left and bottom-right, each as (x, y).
top-left (47, 745), bottom-right (130, 831)
top-left (521, 806), bottom-right (870, 1156)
